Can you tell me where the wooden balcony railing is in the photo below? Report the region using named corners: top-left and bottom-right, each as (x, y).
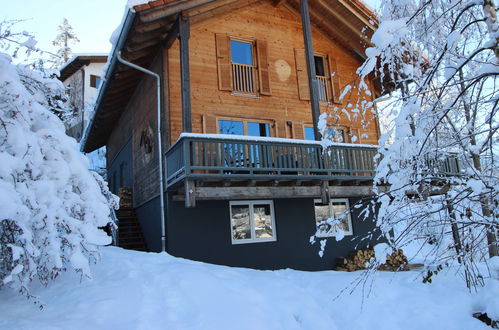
top-left (232, 63), bottom-right (256, 94)
top-left (165, 134), bottom-right (379, 188)
top-left (317, 76), bottom-right (331, 103)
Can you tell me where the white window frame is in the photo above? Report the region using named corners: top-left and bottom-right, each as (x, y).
top-left (313, 198), bottom-right (353, 237)
top-left (229, 200), bottom-right (277, 244)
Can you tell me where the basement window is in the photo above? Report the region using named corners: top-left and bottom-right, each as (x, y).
top-left (314, 198), bottom-right (353, 237)
top-left (230, 200), bottom-right (276, 244)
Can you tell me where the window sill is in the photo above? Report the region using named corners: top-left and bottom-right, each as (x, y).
top-left (230, 92), bottom-right (259, 98)
top-left (231, 237), bottom-right (277, 245)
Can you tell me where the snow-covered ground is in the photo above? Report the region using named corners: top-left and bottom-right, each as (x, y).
top-left (0, 247), bottom-right (495, 330)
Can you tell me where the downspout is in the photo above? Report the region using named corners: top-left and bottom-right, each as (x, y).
top-left (116, 51), bottom-right (167, 253)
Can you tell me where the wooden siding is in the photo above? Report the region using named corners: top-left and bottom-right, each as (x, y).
top-left (107, 55), bottom-right (166, 207)
top-left (166, 1), bottom-right (379, 144)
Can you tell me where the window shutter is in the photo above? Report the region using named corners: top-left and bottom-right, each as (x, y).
top-left (215, 33), bottom-right (232, 91)
top-left (295, 122), bottom-right (305, 139)
top-left (256, 39), bottom-right (271, 95)
top-left (294, 49), bottom-right (310, 100)
top-left (328, 56), bottom-right (341, 104)
top-left (202, 114), bottom-right (218, 133)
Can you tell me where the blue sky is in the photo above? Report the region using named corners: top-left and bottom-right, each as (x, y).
top-left (3, 0), bottom-right (380, 63)
top-left (3, 0), bottom-right (126, 60)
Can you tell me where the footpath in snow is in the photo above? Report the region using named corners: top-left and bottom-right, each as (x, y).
top-left (0, 247), bottom-right (494, 330)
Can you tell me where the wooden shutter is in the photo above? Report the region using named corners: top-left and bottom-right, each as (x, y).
top-left (328, 56), bottom-right (341, 103)
top-left (295, 122), bottom-right (305, 139)
top-left (215, 34), bottom-right (232, 91)
top-left (294, 49), bottom-right (310, 100)
top-left (202, 114), bottom-right (218, 133)
top-left (256, 39), bottom-right (271, 95)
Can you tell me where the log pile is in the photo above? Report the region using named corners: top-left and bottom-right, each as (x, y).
top-left (118, 187), bottom-right (133, 208)
top-left (335, 247), bottom-right (409, 272)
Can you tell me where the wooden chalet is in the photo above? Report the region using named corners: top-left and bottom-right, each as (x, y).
top-left (82, 0), bottom-right (459, 270)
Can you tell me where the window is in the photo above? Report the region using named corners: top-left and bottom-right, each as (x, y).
top-left (294, 49), bottom-right (340, 103)
top-left (218, 119), bottom-right (271, 137)
top-left (230, 40), bottom-right (256, 94)
top-left (90, 74), bottom-right (101, 88)
top-left (230, 200), bottom-right (276, 244)
top-left (304, 125), bottom-right (345, 142)
top-left (314, 198), bottom-right (353, 237)
top-left (215, 34), bottom-right (271, 95)
top-left (314, 55), bottom-right (332, 103)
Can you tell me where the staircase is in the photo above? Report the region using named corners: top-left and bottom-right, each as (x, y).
top-left (116, 208), bottom-right (148, 251)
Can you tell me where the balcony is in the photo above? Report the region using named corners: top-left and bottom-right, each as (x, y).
top-left (165, 133), bottom-right (380, 186)
top-left (164, 134), bottom-right (462, 206)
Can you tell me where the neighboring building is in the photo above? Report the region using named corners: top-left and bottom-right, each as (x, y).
top-left (83, 0), bottom-right (384, 270)
top-left (59, 54), bottom-right (108, 141)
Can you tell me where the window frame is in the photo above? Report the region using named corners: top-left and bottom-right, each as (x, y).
top-left (313, 198), bottom-right (353, 237)
top-left (303, 123), bottom-right (349, 143)
top-left (217, 116), bottom-right (274, 137)
top-left (229, 37), bottom-right (259, 96)
top-left (90, 74), bottom-right (101, 88)
top-left (229, 200), bottom-right (277, 245)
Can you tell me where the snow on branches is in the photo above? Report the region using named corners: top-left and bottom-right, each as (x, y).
top-left (0, 51), bottom-right (114, 304)
top-left (329, 0), bottom-right (498, 288)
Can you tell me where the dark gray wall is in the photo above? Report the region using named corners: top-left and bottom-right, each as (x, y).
top-left (107, 138), bottom-right (132, 195)
top-left (135, 196), bottom-right (163, 252)
top-left (164, 195), bottom-right (379, 271)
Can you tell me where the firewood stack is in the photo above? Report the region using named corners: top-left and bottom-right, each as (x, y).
top-left (335, 247), bottom-right (408, 272)
top-left (118, 187), bottom-right (133, 209)
top-left (378, 249), bottom-right (408, 271)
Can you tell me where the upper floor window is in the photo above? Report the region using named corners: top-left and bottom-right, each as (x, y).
top-left (215, 34), bottom-right (271, 96)
top-left (295, 49), bottom-right (341, 104)
top-left (314, 55), bottom-right (332, 103)
top-left (90, 74), bottom-right (102, 89)
top-left (230, 40), bottom-right (256, 95)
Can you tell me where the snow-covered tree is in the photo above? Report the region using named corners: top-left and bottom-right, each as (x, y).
top-left (0, 27), bottom-right (117, 305)
top-left (51, 18), bottom-right (79, 68)
top-left (323, 0), bottom-right (498, 288)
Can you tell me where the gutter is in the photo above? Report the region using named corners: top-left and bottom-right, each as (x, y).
top-left (81, 8), bottom-right (136, 153)
top-left (116, 51), bottom-right (167, 253)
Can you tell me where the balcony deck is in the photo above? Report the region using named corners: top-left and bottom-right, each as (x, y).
top-left (166, 133), bottom-right (378, 186)
top-left (164, 134), bottom-right (462, 206)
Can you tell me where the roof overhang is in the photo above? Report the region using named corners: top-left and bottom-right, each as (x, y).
top-left (82, 0), bottom-right (378, 153)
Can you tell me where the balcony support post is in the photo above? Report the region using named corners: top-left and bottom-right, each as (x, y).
top-left (300, 0), bottom-right (321, 141)
top-left (185, 179), bottom-right (196, 208)
top-left (321, 180), bottom-right (329, 204)
top-left (179, 12), bottom-right (192, 133)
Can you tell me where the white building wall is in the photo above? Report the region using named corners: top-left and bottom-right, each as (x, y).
top-left (83, 62), bottom-right (106, 128)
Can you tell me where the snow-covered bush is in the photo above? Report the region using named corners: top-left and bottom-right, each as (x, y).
top-left (0, 50), bottom-right (115, 303)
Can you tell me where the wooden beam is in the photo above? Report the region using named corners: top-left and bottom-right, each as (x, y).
top-left (299, 0), bottom-right (321, 141)
top-left (316, 0), bottom-right (373, 45)
top-left (139, 0), bottom-right (216, 23)
top-left (185, 180), bottom-right (196, 208)
top-left (172, 185), bottom-right (386, 201)
top-left (161, 18), bottom-right (179, 49)
top-left (126, 39), bottom-right (159, 53)
top-left (129, 30), bottom-right (168, 45)
top-left (135, 20), bottom-right (172, 33)
top-left (179, 13), bottom-right (192, 133)
top-left (189, 0), bottom-right (257, 25)
top-left (273, 0), bottom-right (287, 7)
